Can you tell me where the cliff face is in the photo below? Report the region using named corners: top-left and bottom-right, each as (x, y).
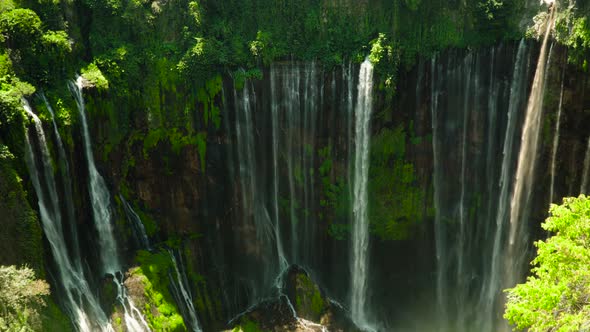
top-left (2, 0), bottom-right (590, 330)
top-left (54, 40), bottom-right (586, 330)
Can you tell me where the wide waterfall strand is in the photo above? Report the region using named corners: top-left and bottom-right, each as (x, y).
top-left (269, 65), bottom-right (290, 273)
top-left (23, 100), bottom-right (111, 332)
top-left (232, 80), bottom-right (279, 297)
top-left (549, 67), bottom-right (566, 203)
top-left (69, 77), bottom-right (151, 331)
top-left (430, 54), bottom-right (445, 317)
top-left (508, 6), bottom-right (554, 286)
top-left (270, 62), bottom-right (322, 268)
top-left (69, 77), bottom-right (121, 274)
top-left (483, 40), bottom-right (530, 331)
top-left (431, 42), bottom-right (533, 332)
top-left (350, 58), bottom-right (374, 330)
top-left (42, 93), bottom-right (81, 266)
top-left (283, 64), bottom-right (302, 263)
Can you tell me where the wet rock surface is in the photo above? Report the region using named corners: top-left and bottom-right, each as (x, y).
top-left (226, 265), bottom-right (361, 332)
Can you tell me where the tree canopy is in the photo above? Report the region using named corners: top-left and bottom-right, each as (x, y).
top-left (504, 195), bottom-right (590, 331)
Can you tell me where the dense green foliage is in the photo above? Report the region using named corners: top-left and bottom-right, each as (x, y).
top-left (504, 196), bottom-right (590, 331)
top-left (230, 318), bottom-right (262, 332)
top-left (134, 250), bottom-right (186, 331)
top-left (0, 265), bottom-right (49, 331)
top-left (554, 1), bottom-right (590, 69)
top-left (369, 126), bottom-right (428, 240)
top-left (0, 145), bottom-right (43, 270)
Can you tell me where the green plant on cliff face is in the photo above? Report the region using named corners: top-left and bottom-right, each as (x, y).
top-left (318, 145), bottom-right (351, 240)
top-left (81, 62), bottom-right (109, 91)
top-left (369, 33), bottom-right (399, 91)
top-left (134, 250), bottom-right (186, 331)
top-left (504, 196), bottom-right (590, 331)
top-left (0, 7), bottom-right (71, 84)
top-left (0, 145), bottom-right (44, 271)
top-left (232, 317), bottom-right (262, 332)
top-left (197, 75), bottom-right (222, 129)
top-left (141, 128), bottom-right (206, 170)
top-left (369, 126), bottom-right (425, 241)
top-left (566, 17), bottom-right (590, 70)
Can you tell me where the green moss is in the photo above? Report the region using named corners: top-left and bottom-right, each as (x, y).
top-left (317, 145), bottom-right (351, 240)
top-left (81, 62), bottom-right (109, 91)
top-left (134, 251), bottom-right (186, 331)
top-left (292, 273), bottom-right (325, 321)
top-left (141, 128), bottom-right (206, 171)
top-left (368, 125), bottom-right (427, 241)
top-left (0, 144), bottom-right (43, 272)
top-left (232, 317), bottom-right (263, 332)
top-left (40, 296), bottom-right (73, 332)
top-left (197, 75), bottom-right (223, 129)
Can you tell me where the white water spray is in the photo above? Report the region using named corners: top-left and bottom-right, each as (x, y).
top-left (23, 100), bottom-right (112, 331)
top-left (549, 67), bottom-right (566, 203)
top-left (69, 77), bottom-right (150, 331)
top-left (168, 249), bottom-right (203, 332)
top-left (509, 8), bottom-right (554, 247)
top-left (350, 58), bottom-right (374, 330)
top-left (69, 77), bottom-right (121, 274)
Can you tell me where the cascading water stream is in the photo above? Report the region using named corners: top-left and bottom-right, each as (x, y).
top-left (120, 194), bottom-right (151, 250)
top-left (69, 77), bottom-right (150, 331)
top-left (69, 77), bottom-right (121, 275)
top-left (283, 64), bottom-right (302, 263)
top-left (432, 41), bottom-right (534, 331)
top-left (457, 53), bottom-right (473, 309)
top-left (350, 58), bottom-right (374, 331)
top-left (507, 5), bottom-right (555, 288)
top-left (431, 54), bottom-right (445, 317)
top-left (549, 67), bottom-right (566, 203)
top-left (485, 39), bottom-right (529, 317)
top-left (23, 100), bottom-right (111, 332)
top-left (269, 65), bottom-right (291, 273)
top-left (232, 79), bottom-right (282, 299)
top-left (168, 249), bottom-right (203, 332)
top-left (41, 93), bottom-right (80, 266)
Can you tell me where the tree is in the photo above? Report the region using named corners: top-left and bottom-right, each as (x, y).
top-left (504, 195), bottom-right (590, 331)
top-left (0, 265), bottom-right (50, 331)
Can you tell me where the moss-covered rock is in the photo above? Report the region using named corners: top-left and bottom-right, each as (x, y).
top-left (285, 266), bottom-right (325, 322)
top-left (0, 144), bottom-right (43, 271)
top-left (132, 251), bottom-right (187, 331)
top-left (99, 273), bottom-right (119, 314)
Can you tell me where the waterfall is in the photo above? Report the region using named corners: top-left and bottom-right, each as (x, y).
top-left (482, 40), bottom-right (531, 331)
top-left (269, 65), bottom-right (289, 273)
top-left (457, 53), bottom-right (473, 308)
top-left (350, 58), bottom-right (374, 330)
top-left (168, 249), bottom-right (203, 332)
top-left (69, 77), bottom-right (121, 274)
top-left (549, 67), bottom-right (566, 203)
top-left (23, 100), bottom-right (111, 332)
top-left (431, 41), bottom-right (534, 331)
top-left (507, 6), bottom-right (554, 287)
top-left (282, 63), bottom-right (302, 263)
top-left (120, 194), bottom-right (151, 250)
top-left (581, 137), bottom-right (590, 194)
top-left (69, 77), bottom-right (151, 331)
top-left (232, 80), bottom-right (280, 297)
top-left (271, 61), bottom-right (321, 266)
top-left (41, 93), bottom-right (80, 266)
